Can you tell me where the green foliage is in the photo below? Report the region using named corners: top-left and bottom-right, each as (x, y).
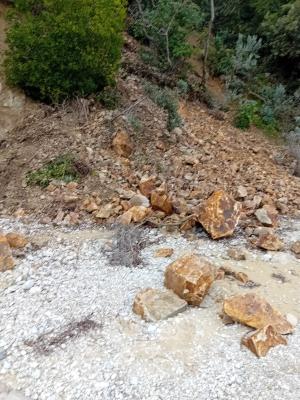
top-left (5, 0), bottom-right (126, 103)
top-left (209, 34), bottom-right (234, 76)
top-left (176, 79), bottom-right (190, 96)
top-left (213, 0), bottom-right (299, 80)
top-left (97, 86), bottom-right (121, 109)
top-left (127, 114), bottom-right (143, 132)
top-left (234, 101), bottom-right (258, 130)
top-left (234, 98), bottom-right (280, 135)
top-left (262, 1), bottom-right (300, 78)
top-left (144, 82), bottom-right (182, 130)
top-left (130, 0), bottom-right (203, 69)
top-left (232, 34), bottom-right (262, 78)
top-left (26, 155), bottom-right (80, 187)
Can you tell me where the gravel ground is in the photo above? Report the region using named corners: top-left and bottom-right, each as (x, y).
top-left (0, 217), bottom-right (300, 400)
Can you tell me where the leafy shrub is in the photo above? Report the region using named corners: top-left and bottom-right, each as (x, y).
top-left (232, 34), bottom-right (262, 78)
top-left (130, 0), bottom-right (203, 69)
top-left (97, 86), bottom-right (121, 110)
top-left (234, 101), bottom-right (258, 130)
top-left (5, 0), bottom-right (126, 103)
top-left (234, 97), bottom-right (281, 135)
top-left (144, 82), bottom-right (182, 130)
top-left (176, 79), bottom-right (190, 96)
top-left (26, 155), bottom-right (81, 187)
top-left (209, 34), bottom-right (234, 76)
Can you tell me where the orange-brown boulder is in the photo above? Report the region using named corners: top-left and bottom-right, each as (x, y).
top-left (0, 235), bottom-right (16, 272)
top-left (112, 130), bottom-right (133, 157)
top-left (242, 325), bottom-right (287, 357)
top-left (151, 189), bottom-right (173, 215)
top-left (198, 190), bottom-right (242, 239)
top-left (6, 233), bottom-right (28, 249)
top-left (164, 255), bottom-right (215, 306)
top-left (223, 293), bottom-right (293, 334)
top-left (119, 206), bottom-right (151, 224)
top-left (256, 233), bottom-right (284, 251)
top-left (139, 176), bottom-right (156, 198)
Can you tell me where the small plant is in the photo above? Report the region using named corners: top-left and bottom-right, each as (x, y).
top-left (144, 82), bottom-right (182, 131)
top-left (176, 79), bottom-right (190, 97)
top-left (234, 101), bottom-right (258, 130)
top-left (97, 86), bottom-right (121, 110)
top-left (127, 114), bottom-right (143, 132)
top-left (105, 225), bottom-right (152, 268)
top-left (26, 155), bottom-right (81, 187)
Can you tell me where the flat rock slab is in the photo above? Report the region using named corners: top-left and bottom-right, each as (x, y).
top-left (133, 288), bottom-right (188, 322)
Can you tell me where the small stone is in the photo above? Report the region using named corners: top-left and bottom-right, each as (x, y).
top-left (129, 194), bottom-right (150, 208)
top-left (291, 241), bottom-right (300, 256)
top-left (253, 227), bottom-right (274, 237)
top-left (133, 288), bottom-right (187, 322)
top-left (223, 293), bottom-right (293, 334)
top-left (139, 176), bottom-right (156, 198)
top-left (219, 266), bottom-right (249, 284)
top-left (6, 233), bottom-right (28, 249)
top-left (0, 235), bottom-right (16, 272)
top-left (23, 280), bottom-right (34, 291)
top-left (237, 186), bottom-right (248, 198)
top-left (29, 286), bottom-right (42, 295)
top-left (154, 248), bottom-right (174, 258)
top-left (255, 205), bottom-right (278, 227)
top-left (112, 130), bottom-right (133, 157)
top-left (151, 189), bottom-right (173, 215)
top-left (227, 247), bottom-right (246, 261)
top-left (198, 190), bottom-right (242, 239)
top-left (164, 254), bottom-right (215, 306)
top-left (256, 233), bottom-right (284, 251)
top-left (94, 204), bottom-right (113, 219)
top-left (119, 206), bottom-right (151, 224)
top-left (242, 325), bottom-right (287, 357)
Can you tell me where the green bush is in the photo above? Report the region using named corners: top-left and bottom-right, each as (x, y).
top-left (130, 0), bottom-right (203, 69)
top-left (97, 86), bottom-right (121, 109)
top-left (144, 82), bottom-right (182, 131)
top-left (4, 0), bottom-right (126, 103)
top-left (234, 101), bottom-right (259, 130)
top-left (26, 155), bottom-right (81, 187)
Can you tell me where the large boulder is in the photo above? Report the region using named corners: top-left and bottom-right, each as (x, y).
top-left (133, 288), bottom-right (187, 322)
top-left (223, 293), bottom-right (293, 334)
top-left (198, 190), bottom-right (242, 239)
top-left (164, 255), bottom-right (215, 306)
top-left (242, 325), bottom-right (287, 357)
